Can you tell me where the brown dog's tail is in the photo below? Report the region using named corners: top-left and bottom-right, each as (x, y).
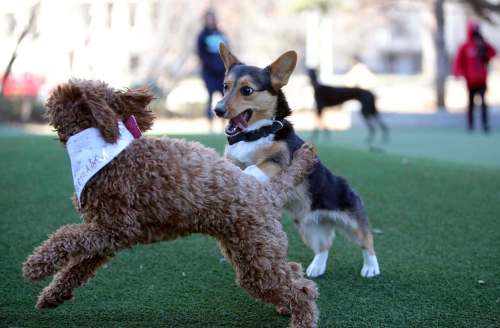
top-left (266, 143), bottom-right (317, 209)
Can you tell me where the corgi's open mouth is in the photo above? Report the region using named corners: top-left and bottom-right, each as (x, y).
top-left (225, 109), bottom-right (253, 135)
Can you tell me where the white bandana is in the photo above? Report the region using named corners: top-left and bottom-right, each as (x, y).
top-left (66, 121), bottom-right (134, 204)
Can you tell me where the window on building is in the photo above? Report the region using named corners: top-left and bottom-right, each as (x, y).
top-left (129, 55), bottom-right (140, 74)
top-left (390, 17), bottom-right (410, 40)
top-left (106, 3), bottom-right (113, 29)
top-left (6, 13), bottom-right (16, 36)
top-left (151, 1), bottom-right (159, 31)
top-left (129, 3), bottom-right (136, 28)
top-left (81, 4), bottom-right (91, 29)
top-left (69, 51), bottom-right (74, 70)
top-left (30, 15), bottom-right (39, 39)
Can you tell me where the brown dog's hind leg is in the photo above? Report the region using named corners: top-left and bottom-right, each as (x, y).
top-left (229, 230), bottom-right (319, 328)
top-left (239, 262), bottom-right (319, 328)
top-left (275, 262), bottom-right (307, 317)
top-left (23, 223), bottom-right (128, 281)
top-left (36, 254), bottom-right (109, 309)
top-left (289, 275), bottom-right (320, 328)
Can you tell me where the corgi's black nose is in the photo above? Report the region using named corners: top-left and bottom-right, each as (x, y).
top-left (214, 102), bottom-right (226, 117)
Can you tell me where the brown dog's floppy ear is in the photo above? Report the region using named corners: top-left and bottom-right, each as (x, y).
top-left (86, 92), bottom-right (120, 144)
top-left (45, 80), bottom-right (119, 144)
top-left (219, 42), bottom-right (241, 71)
top-left (45, 82), bottom-right (82, 131)
top-left (268, 51), bottom-right (297, 91)
top-left (114, 88), bottom-right (155, 132)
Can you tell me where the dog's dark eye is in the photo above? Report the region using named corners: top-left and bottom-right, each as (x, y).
top-left (223, 83), bottom-right (229, 92)
top-left (240, 86), bottom-right (254, 96)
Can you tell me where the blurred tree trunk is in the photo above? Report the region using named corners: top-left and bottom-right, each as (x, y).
top-left (432, 0), bottom-right (500, 112)
top-left (434, 0), bottom-right (448, 112)
top-left (0, 2), bottom-right (40, 97)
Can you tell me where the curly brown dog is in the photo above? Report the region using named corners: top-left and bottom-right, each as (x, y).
top-left (22, 79), bottom-right (319, 328)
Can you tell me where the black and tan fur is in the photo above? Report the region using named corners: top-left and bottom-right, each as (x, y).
top-left (215, 44), bottom-right (380, 278)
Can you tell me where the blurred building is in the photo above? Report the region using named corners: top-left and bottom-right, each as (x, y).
top-left (308, 2), bottom-right (500, 76)
top-left (0, 0), bottom-right (170, 95)
top-left (0, 0), bottom-right (498, 112)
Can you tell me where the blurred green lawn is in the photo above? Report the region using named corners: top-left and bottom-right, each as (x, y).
top-left (1, 132), bottom-right (499, 327)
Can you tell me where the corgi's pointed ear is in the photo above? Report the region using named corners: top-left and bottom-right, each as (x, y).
top-left (268, 51), bottom-right (297, 91)
top-left (219, 43), bottom-right (241, 71)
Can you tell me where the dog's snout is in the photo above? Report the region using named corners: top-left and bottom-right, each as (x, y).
top-left (214, 101), bottom-right (226, 118)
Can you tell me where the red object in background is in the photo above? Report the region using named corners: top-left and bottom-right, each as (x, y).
top-left (452, 21), bottom-right (497, 88)
top-left (2, 73), bottom-right (45, 97)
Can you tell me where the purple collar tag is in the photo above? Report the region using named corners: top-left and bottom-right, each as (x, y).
top-left (124, 115), bottom-right (142, 139)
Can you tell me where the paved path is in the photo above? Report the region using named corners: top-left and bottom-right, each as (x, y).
top-left (352, 107), bottom-right (500, 129)
top-left (2, 108), bottom-right (499, 168)
top-left (301, 126), bottom-right (500, 169)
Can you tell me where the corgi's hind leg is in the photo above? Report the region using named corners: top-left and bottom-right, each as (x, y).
top-left (359, 231), bottom-right (380, 278)
top-left (332, 209), bottom-right (380, 278)
top-left (297, 213), bottom-right (335, 278)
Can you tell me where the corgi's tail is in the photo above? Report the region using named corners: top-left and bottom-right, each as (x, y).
top-left (267, 143), bottom-right (317, 209)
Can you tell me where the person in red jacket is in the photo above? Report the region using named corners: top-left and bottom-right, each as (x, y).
top-left (453, 22), bottom-right (496, 133)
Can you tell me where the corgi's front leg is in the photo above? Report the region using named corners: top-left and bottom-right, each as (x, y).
top-left (243, 164), bottom-right (271, 183)
top-left (243, 160), bottom-right (283, 183)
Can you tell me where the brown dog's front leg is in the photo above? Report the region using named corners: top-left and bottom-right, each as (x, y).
top-left (36, 254), bottom-right (109, 309)
top-left (23, 223), bottom-right (118, 281)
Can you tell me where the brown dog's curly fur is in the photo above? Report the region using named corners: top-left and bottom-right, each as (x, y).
top-left (22, 79), bottom-right (320, 327)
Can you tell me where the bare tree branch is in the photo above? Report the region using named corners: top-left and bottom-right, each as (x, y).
top-left (460, 0), bottom-right (500, 22)
top-left (1, 1), bottom-right (41, 96)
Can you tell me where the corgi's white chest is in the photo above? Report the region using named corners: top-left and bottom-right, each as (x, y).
top-left (227, 134), bottom-right (275, 167)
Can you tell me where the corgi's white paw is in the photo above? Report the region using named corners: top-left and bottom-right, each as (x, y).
top-left (306, 251), bottom-right (329, 278)
top-left (361, 250), bottom-right (380, 278)
top-left (242, 165), bottom-right (270, 183)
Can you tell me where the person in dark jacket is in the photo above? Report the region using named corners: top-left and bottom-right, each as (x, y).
top-left (453, 21), bottom-right (496, 133)
top-left (197, 10), bottom-right (228, 132)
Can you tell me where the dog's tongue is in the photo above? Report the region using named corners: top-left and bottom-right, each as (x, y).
top-left (231, 114), bottom-right (248, 130)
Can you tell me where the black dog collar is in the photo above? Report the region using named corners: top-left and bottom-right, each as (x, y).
top-left (227, 120), bottom-right (284, 145)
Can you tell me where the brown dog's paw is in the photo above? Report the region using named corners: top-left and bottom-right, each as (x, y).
top-left (288, 261), bottom-right (303, 273)
top-left (276, 305), bottom-right (291, 316)
top-left (36, 297), bottom-right (60, 309)
top-left (300, 142), bottom-right (316, 154)
top-left (36, 289), bottom-right (73, 309)
top-left (22, 255), bottom-right (54, 281)
top-left (300, 280), bottom-right (319, 300)
top-left (292, 277), bottom-right (319, 301)
top-left (297, 142), bottom-right (317, 158)
top-left (288, 261), bottom-right (305, 279)
top-left (293, 142), bottom-right (318, 171)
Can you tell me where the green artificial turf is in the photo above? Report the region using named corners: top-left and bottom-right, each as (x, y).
top-left (1, 134), bottom-right (499, 327)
